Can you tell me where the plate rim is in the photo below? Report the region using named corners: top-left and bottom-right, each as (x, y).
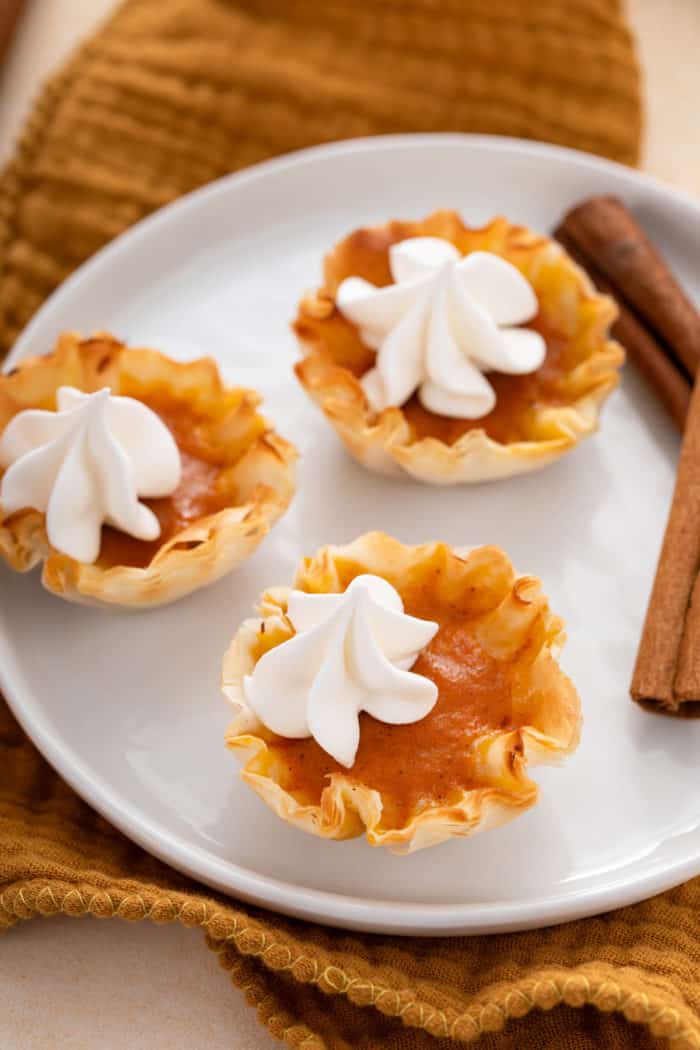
top-left (2, 132), bottom-right (698, 935)
top-left (7, 131), bottom-right (700, 377)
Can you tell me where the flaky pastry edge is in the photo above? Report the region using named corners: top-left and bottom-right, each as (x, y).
top-left (222, 532), bottom-right (581, 853)
top-left (294, 211), bottom-right (624, 484)
top-left (0, 332), bottom-right (297, 608)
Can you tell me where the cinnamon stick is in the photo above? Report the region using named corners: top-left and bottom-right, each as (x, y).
top-left (631, 373), bottom-right (700, 708)
top-left (675, 572), bottom-right (700, 701)
top-left (555, 195), bottom-right (700, 708)
top-left (557, 195), bottom-right (700, 377)
top-left (555, 229), bottom-right (691, 431)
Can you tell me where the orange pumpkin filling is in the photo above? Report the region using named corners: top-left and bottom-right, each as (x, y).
top-left (98, 396), bottom-right (244, 569)
top-left (257, 585), bottom-right (527, 831)
top-left (294, 224), bottom-right (582, 446)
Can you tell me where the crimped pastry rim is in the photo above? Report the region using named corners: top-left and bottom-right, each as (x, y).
top-left (222, 532), bottom-right (582, 853)
top-left (0, 332), bottom-right (297, 607)
top-left (294, 211), bottom-right (624, 483)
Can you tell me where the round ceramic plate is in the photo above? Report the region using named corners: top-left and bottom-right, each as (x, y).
top-left (1, 135), bottom-right (697, 936)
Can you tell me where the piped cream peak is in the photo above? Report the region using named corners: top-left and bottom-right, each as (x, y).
top-left (336, 237), bottom-right (545, 419)
top-left (243, 574), bottom-right (438, 767)
top-left (0, 386), bottom-right (181, 563)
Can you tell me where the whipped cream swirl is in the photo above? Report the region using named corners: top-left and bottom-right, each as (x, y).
top-left (0, 386), bottom-right (181, 563)
top-left (244, 574), bottom-right (439, 768)
top-left (336, 237), bottom-right (546, 419)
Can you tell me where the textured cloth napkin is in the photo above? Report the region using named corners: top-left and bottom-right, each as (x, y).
top-left (5, 3), bottom-right (695, 1049)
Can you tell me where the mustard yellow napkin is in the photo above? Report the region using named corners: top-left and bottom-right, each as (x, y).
top-left (4, 4), bottom-right (685, 1050)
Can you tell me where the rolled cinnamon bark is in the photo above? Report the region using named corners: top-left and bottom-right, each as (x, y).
top-left (555, 230), bottom-right (691, 431)
top-left (675, 573), bottom-right (700, 701)
top-left (557, 196), bottom-right (700, 377)
top-left (555, 195), bottom-right (700, 708)
top-left (631, 373), bottom-right (700, 709)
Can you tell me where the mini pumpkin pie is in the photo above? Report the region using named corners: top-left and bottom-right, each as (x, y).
top-left (0, 332), bottom-right (297, 607)
top-left (222, 532), bottom-right (581, 853)
top-left (294, 210), bottom-right (624, 483)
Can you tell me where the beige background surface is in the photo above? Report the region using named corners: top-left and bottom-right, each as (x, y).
top-left (1, 1), bottom-right (698, 1047)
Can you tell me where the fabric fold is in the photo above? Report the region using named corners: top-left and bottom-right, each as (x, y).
top-left (0, 2), bottom-right (670, 1048)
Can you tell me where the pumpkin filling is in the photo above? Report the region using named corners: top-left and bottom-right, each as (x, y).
top-left (259, 588), bottom-right (530, 831)
top-left (98, 395), bottom-right (242, 569)
top-left (295, 226), bottom-right (582, 446)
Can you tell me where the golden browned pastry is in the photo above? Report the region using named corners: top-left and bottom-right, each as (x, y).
top-left (0, 332), bottom-right (297, 607)
top-left (222, 532), bottom-right (581, 853)
top-left (294, 211), bottom-right (623, 483)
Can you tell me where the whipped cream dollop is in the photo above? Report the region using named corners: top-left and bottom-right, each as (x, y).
top-left (244, 574), bottom-right (439, 768)
top-left (336, 237), bottom-right (546, 419)
top-left (0, 386), bottom-right (181, 563)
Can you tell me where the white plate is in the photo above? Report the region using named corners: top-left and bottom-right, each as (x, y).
top-left (1, 135), bottom-right (697, 936)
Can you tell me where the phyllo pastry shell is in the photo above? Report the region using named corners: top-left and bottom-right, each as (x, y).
top-left (0, 332), bottom-right (297, 607)
top-left (294, 210), bottom-right (624, 484)
top-left (222, 532), bottom-right (581, 853)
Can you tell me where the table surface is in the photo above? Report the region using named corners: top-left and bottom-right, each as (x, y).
top-left (1, 1), bottom-right (699, 1047)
